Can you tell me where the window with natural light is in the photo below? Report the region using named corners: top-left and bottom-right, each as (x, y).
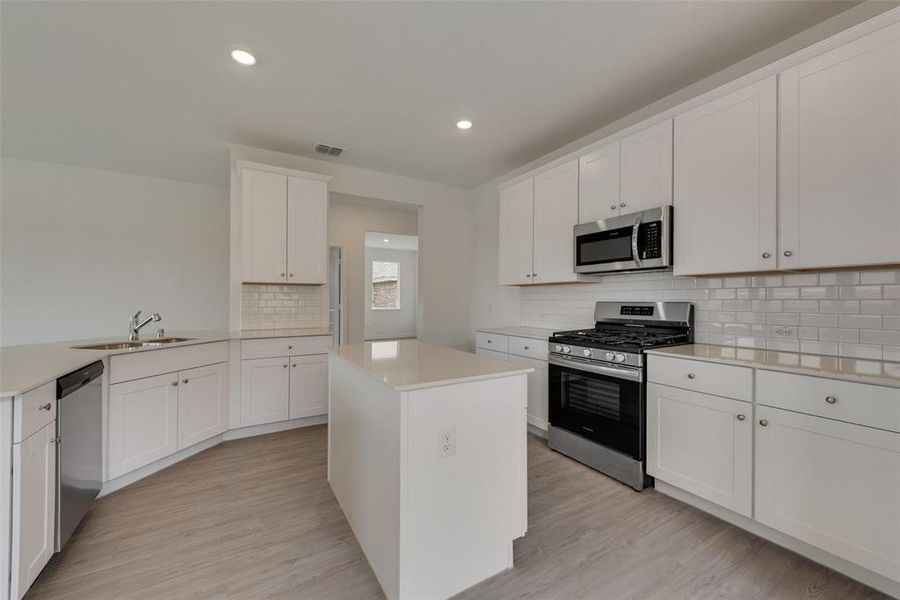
top-left (371, 261), bottom-right (399, 309)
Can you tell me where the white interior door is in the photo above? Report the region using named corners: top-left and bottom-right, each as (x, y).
top-left (533, 159), bottom-right (579, 284)
top-left (287, 175), bottom-right (328, 284)
top-left (498, 178), bottom-right (534, 285)
top-left (673, 76), bottom-right (777, 275)
top-left (290, 354), bottom-right (329, 418)
top-left (177, 362), bottom-right (228, 450)
top-left (240, 357), bottom-right (290, 426)
top-left (620, 119), bottom-right (673, 213)
top-left (778, 23), bottom-right (900, 270)
top-left (578, 141), bottom-right (621, 223)
top-left (241, 168), bottom-right (287, 283)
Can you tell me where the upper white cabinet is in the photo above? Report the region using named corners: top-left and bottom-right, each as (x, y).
top-left (620, 119), bottom-right (673, 214)
top-left (578, 141), bottom-right (620, 222)
top-left (498, 160), bottom-right (581, 286)
top-left (674, 77), bottom-right (777, 276)
top-left (778, 23), bottom-right (900, 270)
top-left (533, 160), bottom-right (580, 284)
top-left (241, 166), bottom-right (330, 284)
top-left (498, 179), bottom-right (534, 286)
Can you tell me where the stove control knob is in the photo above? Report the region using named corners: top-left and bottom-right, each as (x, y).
top-left (554, 344), bottom-right (562, 352)
top-left (582, 349), bottom-right (592, 357)
top-left (562, 346), bottom-right (571, 354)
top-left (605, 352), bottom-right (616, 362)
top-left (614, 353), bottom-right (626, 363)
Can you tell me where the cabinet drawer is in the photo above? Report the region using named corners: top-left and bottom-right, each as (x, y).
top-left (13, 381), bottom-right (56, 443)
top-left (110, 342), bottom-right (228, 384)
top-left (648, 355), bottom-right (752, 401)
top-left (508, 336), bottom-right (548, 360)
top-left (241, 336), bottom-right (332, 360)
top-left (475, 331), bottom-right (508, 353)
top-left (757, 370), bottom-right (900, 433)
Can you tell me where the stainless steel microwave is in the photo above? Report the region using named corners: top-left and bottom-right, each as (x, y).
top-left (573, 205), bottom-right (672, 274)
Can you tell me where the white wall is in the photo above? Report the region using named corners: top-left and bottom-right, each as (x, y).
top-left (365, 246), bottom-right (418, 340)
top-left (1, 157), bottom-right (229, 346)
top-left (230, 145), bottom-right (476, 350)
top-left (329, 197), bottom-right (419, 344)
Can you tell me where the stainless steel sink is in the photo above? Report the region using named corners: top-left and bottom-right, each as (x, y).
top-left (72, 337), bottom-right (194, 350)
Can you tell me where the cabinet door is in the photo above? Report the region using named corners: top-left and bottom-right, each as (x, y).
top-left (647, 383), bottom-right (752, 517)
top-left (779, 24), bottom-right (900, 270)
top-left (287, 176), bottom-right (328, 284)
top-left (620, 119), bottom-right (673, 213)
top-left (108, 374), bottom-right (179, 479)
top-left (578, 141), bottom-right (621, 222)
top-left (475, 347), bottom-right (509, 361)
top-left (755, 405), bottom-right (900, 580)
top-left (498, 178), bottom-right (534, 285)
top-left (533, 160), bottom-right (579, 284)
top-left (673, 77), bottom-right (777, 275)
top-left (241, 168), bottom-right (288, 283)
top-left (240, 357), bottom-right (290, 426)
top-left (289, 354), bottom-right (328, 419)
top-left (11, 422), bottom-right (56, 599)
top-left (508, 354), bottom-right (548, 431)
top-left (177, 362), bottom-right (228, 450)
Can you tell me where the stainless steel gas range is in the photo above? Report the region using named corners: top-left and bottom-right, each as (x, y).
top-left (547, 301), bottom-right (693, 491)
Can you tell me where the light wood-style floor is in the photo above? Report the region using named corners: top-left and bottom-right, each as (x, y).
top-left (27, 426), bottom-right (889, 600)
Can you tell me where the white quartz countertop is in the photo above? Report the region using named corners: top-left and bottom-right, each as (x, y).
top-left (328, 339), bottom-right (533, 392)
top-left (476, 326), bottom-right (557, 340)
top-left (646, 344), bottom-right (900, 389)
top-left (0, 327), bottom-right (334, 397)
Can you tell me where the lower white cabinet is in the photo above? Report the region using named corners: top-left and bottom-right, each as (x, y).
top-left (476, 331), bottom-right (549, 431)
top-left (475, 346), bottom-right (509, 361)
top-left (508, 354), bottom-right (549, 430)
top-left (108, 373), bottom-right (179, 479)
top-left (755, 405), bottom-right (900, 581)
top-left (289, 354), bottom-right (328, 419)
top-left (240, 357), bottom-right (290, 426)
top-left (177, 363), bottom-right (228, 450)
top-left (11, 421), bottom-right (56, 599)
top-left (647, 383), bottom-right (752, 517)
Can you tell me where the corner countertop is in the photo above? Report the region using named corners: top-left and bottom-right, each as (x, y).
top-left (328, 339), bottom-right (533, 392)
top-left (645, 344), bottom-right (900, 389)
top-left (476, 326), bottom-right (557, 341)
top-left (0, 327), bottom-right (334, 398)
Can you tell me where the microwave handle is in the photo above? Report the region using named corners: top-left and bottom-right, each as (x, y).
top-left (631, 217), bottom-right (643, 267)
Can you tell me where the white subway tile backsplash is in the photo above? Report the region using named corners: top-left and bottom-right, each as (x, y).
top-left (860, 269), bottom-right (900, 284)
top-left (766, 313), bottom-right (800, 326)
top-left (838, 314), bottom-right (882, 329)
top-left (782, 300), bottom-right (819, 313)
top-left (860, 329), bottom-right (900, 345)
top-left (767, 338), bottom-right (800, 352)
top-left (885, 316), bottom-right (900, 331)
top-left (798, 327), bottom-right (819, 340)
top-left (767, 287), bottom-right (799, 300)
top-left (800, 341), bottom-right (839, 356)
top-left (838, 285), bottom-right (881, 300)
top-left (884, 285), bottom-right (900, 299)
top-left (861, 300), bottom-right (900, 315)
top-left (783, 273), bottom-right (818, 287)
top-left (883, 346), bottom-right (900, 362)
top-left (736, 287), bottom-right (766, 300)
top-left (752, 275), bottom-right (783, 287)
top-left (801, 313), bottom-right (837, 327)
top-left (712, 288), bottom-right (736, 300)
top-left (723, 276), bottom-right (750, 288)
top-left (819, 300), bottom-right (860, 314)
top-left (818, 272), bottom-right (860, 285)
top-left (800, 286), bottom-right (838, 300)
top-left (241, 283), bottom-right (325, 330)
top-left (838, 343), bottom-right (882, 360)
top-left (819, 328), bottom-right (859, 343)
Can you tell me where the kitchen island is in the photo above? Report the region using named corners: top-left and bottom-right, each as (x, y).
top-left (327, 340), bottom-right (532, 600)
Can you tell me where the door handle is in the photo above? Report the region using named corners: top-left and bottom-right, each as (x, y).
top-left (631, 217), bottom-right (643, 267)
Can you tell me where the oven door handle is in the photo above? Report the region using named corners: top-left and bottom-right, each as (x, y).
top-left (549, 356), bottom-right (643, 382)
top-left (631, 216), bottom-right (643, 268)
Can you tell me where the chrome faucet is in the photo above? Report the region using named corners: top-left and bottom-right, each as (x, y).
top-left (129, 311), bottom-right (161, 341)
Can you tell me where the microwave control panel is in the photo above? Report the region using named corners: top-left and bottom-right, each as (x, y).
top-left (640, 221), bottom-right (663, 260)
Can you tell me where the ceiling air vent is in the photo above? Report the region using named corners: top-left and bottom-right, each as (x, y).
top-left (314, 143), bottom-right (344, 157)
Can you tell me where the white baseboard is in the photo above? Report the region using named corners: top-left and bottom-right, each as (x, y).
top-left (654, 480), bottom-right (900, 598)
top-left (100, 415), bottom-right (328, 498)
top-left (527, 423), bottom-right (548, 438)
top-left (527, 415), bottom-right (548, 436)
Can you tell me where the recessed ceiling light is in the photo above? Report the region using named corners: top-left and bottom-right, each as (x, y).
top-left (231, 49), bottom-right (257, 66)
top-left (456, 119), bottom-right (472, 130)
top-left (383, 238), bottom-right (390, 243)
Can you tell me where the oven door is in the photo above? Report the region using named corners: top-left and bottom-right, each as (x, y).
top-left (548, 356), bottom-right (644, 460)
top-left (574, 205), bottom-right (671, 274)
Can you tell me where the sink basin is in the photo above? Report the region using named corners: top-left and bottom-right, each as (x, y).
top-left (72, 337), bottom-right (194, 350)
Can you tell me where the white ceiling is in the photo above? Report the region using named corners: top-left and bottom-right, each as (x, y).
top-left (1, 1), bottom-right (859, 189)
top-left (366, 232), bottom-right (419, 252)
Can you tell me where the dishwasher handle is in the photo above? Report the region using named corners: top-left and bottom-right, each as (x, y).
top-left (57, 360), bottom-right (104, 399)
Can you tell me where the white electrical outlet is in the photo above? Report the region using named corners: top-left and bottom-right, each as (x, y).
top-left (438, 426), bottom-right (455, 458)
top-left (773, 327), bottom-right (795, 337)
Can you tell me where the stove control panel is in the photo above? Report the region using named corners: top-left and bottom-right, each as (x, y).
top-left (549, 343), bottom-right (643, 368)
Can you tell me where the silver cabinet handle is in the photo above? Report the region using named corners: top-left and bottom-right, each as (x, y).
top-left (759, 419), bottom-right (769, 427)
top-left (610, 205), bottom-right (617, 210)
top-left (736, 414), bottom-right (746, 421)
top-left (487, 340), bottom-right (492, 344)
top-left (687, 373), bottom-right (696, 379)
top-left (783, 250), bottom-right (793, 257)
top-left (532, 272), bottom-right (537, 277)
top-left (49, 437), bottom-right (56, 444)
top-left (524, 346), bottom-right (530, 350)
top-left (38, 403), bottom-right (52, 411)
top-left (171, 381), bottom-right (178, 387)
top-left (761, 252), bottom-right (771, 259)
top-left (182, 378), bottom-right (189, 384)
top-left (288, 345), bottom-right (293, 350)
top-left (280, 272), bottom-right (286, 277)
top-left (292, 363), bottom-right (297, 367)
top-left (289, 273), bottom-right (294, 277)
top-left (283, 364), bottom-right (288, 368)
top-left (525, 274), bottom-right (532, 278)
top-left (619, 202), bottom-right (626, 208)
top-left (825, 396), bottom-right (837, 405)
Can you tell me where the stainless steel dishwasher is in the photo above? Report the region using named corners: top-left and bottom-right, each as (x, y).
top-left (56, 360), bottom-right (104, 551)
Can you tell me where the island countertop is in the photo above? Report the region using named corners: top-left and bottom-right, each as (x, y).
top-left (329, 339), bottom-right (533, 392)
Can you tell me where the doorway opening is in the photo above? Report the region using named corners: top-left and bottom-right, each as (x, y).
top-left (364, 232), bottom-right (418, 341)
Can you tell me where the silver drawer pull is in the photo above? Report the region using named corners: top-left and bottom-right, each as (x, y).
top-left (825, 396), bottom-right (837, 405)
top-left (524, 346), bottom-right (530, 350)
top-left (171, 381), bottom-right (179, 387)
top-left (38, 403), bottom-right (52, 411)
top-left (687, 373), bottom-right (696, 379)
top-left (283, 364), bottom-right (288, 368)
top-left (736, 414), bottom-right (746, 421)
top-left (487, 340), bottom-right (492, 344)
top-left (759, 419), bottom-right (769, 427)
top-left (182, 379), bottom-right (189, 384)
top-left (292, 363), bottom-right (297, 368)
top-left (288, 345), bottom-right (293, 350)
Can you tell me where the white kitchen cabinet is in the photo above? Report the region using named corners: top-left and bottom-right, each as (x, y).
top-left (475, 346), bottom-right (509, 361)
top-left (289, 354), bottom-right (328, 419)
top-left (673, 76), bottom-right (777, 276)
top-left (287, 175), bottom-right (328, 284)
top-left (647, 383), bottom-right (752, 517)
top-left (108, 373), bottom-right (179, 479)
top-left (508, 353), bottom-right (548, 431)
top-left (498, 178), bottom-right (534, 285)
top-left (620, 119), bottom-right (673, 213)
top-left (241, 168), bottom-right (288, 284)
top-left (177, 362), bottom-right (228, 450)
top-left (10, 421), bottom-right (56, 600)
top-left (241, 166), bottom-right (330, 284)
top-left (778, 23), bottom-right (900, 270)
top-left (533, 160), bottom-right (580, 284)
top-left (755, 405), bottom-right (900, 581)
top-left (240, 357), bottom-right (290, 426)
top-left (578, 141), bottom-right (620, 222)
